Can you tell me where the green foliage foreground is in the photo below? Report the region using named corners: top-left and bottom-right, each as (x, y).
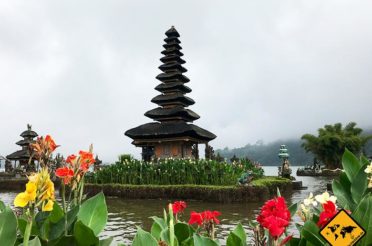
top-left (86, 157), bottom-right (264, 185)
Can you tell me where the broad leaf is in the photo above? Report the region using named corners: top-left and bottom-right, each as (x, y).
top-left (49, 202), bottom-right (64, 223)
top-left (73, 220), bottom-right (99, 246)
top-left (77, 192), bottom-right (108, 236)
top-left (49, 205), bottom-right (79, 241)
top-left (132, 227), bottom-right (158, 246)
top-left (174, 222), bottom-right (193, 243)
top-left (160, 228), bottom-right (179, 246)
top-left (300, 221), bottom-right (326, 246)
top-left (350, 164), bottom-right (368, 204)
top-left (352, 194), bottom-right (372, 245)
top-left (332, 179), bottom-right (356, 210)
top-left (226, 223), bottom-right (246, 246)
top-left (342, 149), bottom-right (362, 183)
top-left (0, 206), bottom-right (17, 246)
top-left (288, 202), bottom-right (298, 218)
top-left (0, 200), bottom-right (5, 212)
top-left (19, 236), bottom-right (42, 246)
top-left (193, 234), bottom-right (220, 246)
top-left (99, 237), bottom-right (113, 246)
top-left (150, 216), bottom-right (167, 240)
top-left (18, 218), bottom-right (39, 236)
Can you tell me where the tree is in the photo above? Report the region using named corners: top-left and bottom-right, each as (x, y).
top-left (301, 122), bottom-right (372, 169)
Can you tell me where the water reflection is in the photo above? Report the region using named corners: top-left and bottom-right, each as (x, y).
top-left (0, 166), bottom-right (334, 245)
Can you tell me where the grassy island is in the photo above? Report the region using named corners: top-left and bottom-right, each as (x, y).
top-left (83, 156), bottom-right (292, 202)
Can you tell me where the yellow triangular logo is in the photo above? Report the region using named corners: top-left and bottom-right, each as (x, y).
top-left (320, 209), bottom-right (365, 246)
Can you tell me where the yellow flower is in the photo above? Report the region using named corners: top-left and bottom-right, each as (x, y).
top-left (14, 192), bottom-right (29, 207)
top-left (25, 182), bottom-right (37, 201)
top-left (42, 200), bottom-right (54, 211)
top-left (28, 173), bottom-right (39, 184)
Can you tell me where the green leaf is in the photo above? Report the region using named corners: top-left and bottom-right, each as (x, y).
top-left (352, 194), bottom-right (372, 245)
top-left (332, 179), bottom-right (356, 210)
top-left (48, 235), bottom-right (76, 246)
top-left (0, 200), bottom-right (5, 212)
top-left (19, 236), bottom-right (42, 246)
top-left (342, 149), bottom-right (362, 183)
top-left (339, 172), bottom-right (351, 191)
top-left (77, 192), bottom-right (108, 236)
top-left (150, 216), bottom-right (167, 240)
top-left (174, 223), bottom-right (193, 244)
top-left (193, 234), bottom-right (220, 246)
top-left (18, 218), bottom-right (39, 236)
top-left (73, 220), bottom-right (99, 246)
top-left (0, 206), bottom-right (17, 246)
top-left (288, 202), bottom-right (298, 218)
top-left (350, 164), bottom-right (368, 204)
top-left (277, 187), bottom-right (281, 197)
top-left (99, 237), bottom-right (113, 246)
top-left (49, 202), bottom-right (64, 223)
top-left (226, 223), bottom-right (246, 246)
top-left (160, 228), bottom-right (179, 246)
top-left (49, 205), bottom-right (79, 241)
top-left (132, 227), bottom-right (158, 246)
top-left (300, 221), bottom-right (326, 246)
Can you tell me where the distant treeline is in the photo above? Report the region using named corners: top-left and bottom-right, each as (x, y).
top-left (216, 129), bottom-right (372, 166)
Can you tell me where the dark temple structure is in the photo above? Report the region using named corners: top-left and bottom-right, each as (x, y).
top-left (7, 124), bottom-right (38, 170)
top-left (125, 26), bottom-right (216, 161)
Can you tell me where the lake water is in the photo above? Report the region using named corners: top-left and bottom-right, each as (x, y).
top-left (0, 166), bottom-right (334, 245)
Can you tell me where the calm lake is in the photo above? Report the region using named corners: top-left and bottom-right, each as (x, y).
top-left (0, 166), bottom-right (333, 245)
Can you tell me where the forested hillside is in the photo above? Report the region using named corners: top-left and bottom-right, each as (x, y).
top-left (216, 129), bottom-right (372, 166)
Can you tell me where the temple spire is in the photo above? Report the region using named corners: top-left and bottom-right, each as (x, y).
top-left (125, 27), bottom-right (216, 161)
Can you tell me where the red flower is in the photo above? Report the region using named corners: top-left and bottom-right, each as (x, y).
top-left (317, 201), bottom-right (338, 228)
top-left (45, 135), bottom-right (58, 152)
top-left (55, 167), bottom-right (74, 185)
top-left (189, 211), bottom-right (203, 226)
top-left (257, 197), bottom-right (291, 239)
top-left (66, 154), bottom-right (77, 165)
top-left (201, 210), bottom-right (221, 224)
top-left (172, 201), bottom-right (187, 214)
top-left (79, 150), bottom-right (95, 171)
top-left (188, 210), bottom-right (221, 226)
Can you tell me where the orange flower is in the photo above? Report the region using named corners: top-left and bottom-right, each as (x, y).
top-left (66, 154), bottom-right (77, 166)
top-left (55, 167), bottom-right (74, 185)
top-left (79, 150), bottom-right (95, 172)
top-left (45, 135), bottom-right (58, 152)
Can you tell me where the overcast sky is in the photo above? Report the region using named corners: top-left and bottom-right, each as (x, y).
top-left (1, 0), bottom-right (371, 162)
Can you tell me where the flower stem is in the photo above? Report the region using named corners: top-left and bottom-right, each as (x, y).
top-left (61, 183), bottom-right (68, 236)
top-left (23, 209), bottom-right (33, 246)
top-left (78, 176), bottom-right (85, 205)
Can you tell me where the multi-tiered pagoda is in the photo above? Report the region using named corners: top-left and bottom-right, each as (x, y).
top-left (125, 26), bottom-right (216, 161)
top-left (7, 124), bottom-right (38, 170)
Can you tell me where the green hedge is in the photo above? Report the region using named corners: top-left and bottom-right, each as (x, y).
top-left (84, 177), bottom-right (291, 202)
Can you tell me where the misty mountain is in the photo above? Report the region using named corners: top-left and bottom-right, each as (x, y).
top-left (216, 129), bottom-right (372, 166)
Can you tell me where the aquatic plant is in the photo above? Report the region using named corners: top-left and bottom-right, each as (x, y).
top-left (86, 157), bottom-right (264, 186)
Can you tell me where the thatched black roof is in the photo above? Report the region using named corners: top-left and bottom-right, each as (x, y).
top-left (16, 139), bottom-right (35, 147)
top-left (125, 122), bottom-right (216, 142)
top-left (151, 93), bottom-right (195, 106)
top-left (145, 106), bottom-right (200, 122)
top-left (156, 72), bottom-right (190, 83)
top-left (155, 82), bottom-right (191, 93)
top-left (6, 149), bottom-right (31, 160)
